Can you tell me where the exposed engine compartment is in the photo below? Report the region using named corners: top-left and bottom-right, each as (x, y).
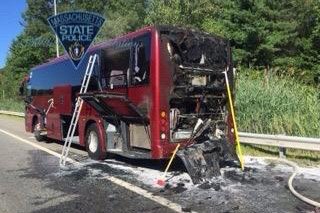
top-left (160, 26), bottom-right (233, 141)
top-left (159, 26), bottom-right (238, 183)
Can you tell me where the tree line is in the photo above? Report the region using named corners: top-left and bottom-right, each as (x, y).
top-left (1, 0), bottom-right (320, 98)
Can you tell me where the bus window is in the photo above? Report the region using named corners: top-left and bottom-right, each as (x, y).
top-left (132, 34), bottom-right (151, 85)
top-left (103, 46), bottom-right (131, 88)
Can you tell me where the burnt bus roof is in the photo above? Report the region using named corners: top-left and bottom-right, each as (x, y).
top-left (157, 25), bottom-right (230, 69)
top-left (31, 25), bottom-right (228, 71)
top-left (157, 25), bottom-right (228, 42)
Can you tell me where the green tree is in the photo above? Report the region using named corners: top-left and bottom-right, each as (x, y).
top-left (2, 0), bottom-right (58, 97)
top-left (97, 0), bottom-right (146, 40)
top-left (205, 0), bottom-right (320, 82)
top-left (145, 0), bottom-right (216, 29)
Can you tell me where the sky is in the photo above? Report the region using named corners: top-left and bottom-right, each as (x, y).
top-left (0, 1), bottom-right (26, 69)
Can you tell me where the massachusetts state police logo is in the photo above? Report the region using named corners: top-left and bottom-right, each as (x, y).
top-left (69, 42), bottom-right (84, 61)
top-left (48, 12), bottom-right (105, 68)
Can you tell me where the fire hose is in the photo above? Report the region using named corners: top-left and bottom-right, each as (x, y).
top-left (251, 156), bottom-right (320, 208)
top-left (224, 68), bottom-right (320, 208)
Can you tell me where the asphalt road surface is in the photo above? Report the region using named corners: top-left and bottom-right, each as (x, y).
top-left (0, 114), bottom-right (319, 213)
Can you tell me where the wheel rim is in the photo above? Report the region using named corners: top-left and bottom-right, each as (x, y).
top-left (88, 131), bottom-right (98, 153)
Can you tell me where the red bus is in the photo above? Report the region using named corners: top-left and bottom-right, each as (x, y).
top-left (21, 25), bottom-right (237, 183)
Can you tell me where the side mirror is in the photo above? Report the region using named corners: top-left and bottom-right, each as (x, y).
top-left (19, 75), bottom-right (30, 96)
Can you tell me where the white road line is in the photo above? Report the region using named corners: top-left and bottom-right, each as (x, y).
top-left (0, 128), bottom-right (190, 213)
top-left (0, 129), bottom-right (75, 163)
top-left (104, 176), bottom-right (185, 212)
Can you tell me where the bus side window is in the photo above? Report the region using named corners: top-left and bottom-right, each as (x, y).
top-left (132, 34), bottom-right (151, 85)
top-left (103, 47), bottom-right (131, 88)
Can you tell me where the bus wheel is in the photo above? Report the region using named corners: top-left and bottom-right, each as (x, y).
top-left (33, 121), bottom-right (45, 142)
top-left (85, 123), bottom-right (102, 160)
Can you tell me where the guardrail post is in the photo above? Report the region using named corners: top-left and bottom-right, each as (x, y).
top-left (279, 147), bottom-right (286, 158)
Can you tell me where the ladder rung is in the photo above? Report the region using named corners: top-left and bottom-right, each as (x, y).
top-left (60, 54), bottom-right (98, 166)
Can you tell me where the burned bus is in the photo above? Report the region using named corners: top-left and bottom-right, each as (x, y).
top-left (22, 25), bottom-right (238, 183)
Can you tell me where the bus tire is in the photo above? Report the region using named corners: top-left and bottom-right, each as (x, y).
top-left (34, 130), bottom-right (45, 142)
top-left (85, 123), bottom-right (103, 160)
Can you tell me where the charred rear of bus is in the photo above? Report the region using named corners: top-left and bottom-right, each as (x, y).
top-left (159, 26), bottom-right (238, 183)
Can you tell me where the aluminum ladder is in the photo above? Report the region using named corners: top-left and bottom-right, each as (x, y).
top-left (60, 54), bottom-right (98, 166)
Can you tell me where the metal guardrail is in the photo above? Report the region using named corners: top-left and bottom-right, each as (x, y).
top-left (0, 110), bottom-right (24, 117)
top-left (0, 110), bottom-right (319, 152)
top-left (239, 132), bottom-right (320, 152)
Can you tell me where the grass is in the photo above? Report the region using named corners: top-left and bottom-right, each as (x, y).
top-left (235, 70), bottom-right (320, 166)
top-left (236, 71), bottom-right (320, 137)
top-left (0, 98), bottom-right (24, 112)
